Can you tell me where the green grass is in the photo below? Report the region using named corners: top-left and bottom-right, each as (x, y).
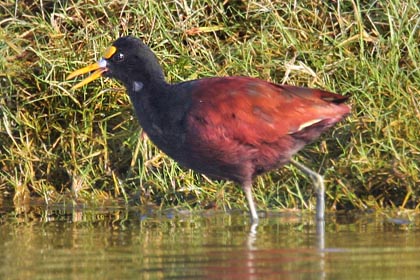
top-left (0, 0), bottom-right (419, 213)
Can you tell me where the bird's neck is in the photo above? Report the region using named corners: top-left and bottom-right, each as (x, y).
top-left (127, 79), bottom-right (171, 133)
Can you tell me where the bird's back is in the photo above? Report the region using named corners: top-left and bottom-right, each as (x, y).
top-left (168, 76), bottom-right (350, 183)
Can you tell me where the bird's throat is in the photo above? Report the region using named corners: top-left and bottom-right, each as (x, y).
top-left (132, 81), bottom-right (144, 92)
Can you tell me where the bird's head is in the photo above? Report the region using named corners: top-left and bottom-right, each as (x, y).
top-left (67, 36), bottom-right (164, 90)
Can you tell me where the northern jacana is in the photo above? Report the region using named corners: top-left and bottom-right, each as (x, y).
top-left (67, 36), bottom-right (350, 223)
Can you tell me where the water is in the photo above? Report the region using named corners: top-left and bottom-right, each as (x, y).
top-left (0, 204), bottom-right (419, 279)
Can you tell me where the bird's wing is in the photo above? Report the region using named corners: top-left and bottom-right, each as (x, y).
top-left (186, 76), bottom-right (349, 145)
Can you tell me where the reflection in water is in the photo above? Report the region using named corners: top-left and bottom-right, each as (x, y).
top-left (246, 223), bottom-right (258, 280)
top-left (0, 205), bottom-right (419, 279)
top-left (245, 217), bottom-right (326, 280)
top-left (317, 220), bottom-right (326, 280)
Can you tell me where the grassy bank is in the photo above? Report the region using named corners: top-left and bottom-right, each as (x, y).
top-left (0, 0), bottom-right (419, 213)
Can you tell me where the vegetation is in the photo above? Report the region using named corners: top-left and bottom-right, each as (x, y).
top-left (0, 0), bottom-right (419, 214)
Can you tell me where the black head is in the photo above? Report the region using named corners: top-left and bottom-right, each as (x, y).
top-left (67, 36), bottom-right (165, 90)
top-left (105, 36), bottom-right (165, 87)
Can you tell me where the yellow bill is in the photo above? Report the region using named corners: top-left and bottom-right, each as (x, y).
top-left (67, 46), bottom-right (116, 90)
top-left (66, 61), bottom-right (106, 89)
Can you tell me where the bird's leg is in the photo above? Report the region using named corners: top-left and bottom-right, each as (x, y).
top-left (242, 181), bottom-right (259, 224)
top-left (290, 159), bottom-right (325, 220)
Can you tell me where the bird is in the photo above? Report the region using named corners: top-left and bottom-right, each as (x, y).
top-left (67, 36), bottom-right (350, 223)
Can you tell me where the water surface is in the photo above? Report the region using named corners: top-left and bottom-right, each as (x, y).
top-left (0, 204), bottom-right (418, 279)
